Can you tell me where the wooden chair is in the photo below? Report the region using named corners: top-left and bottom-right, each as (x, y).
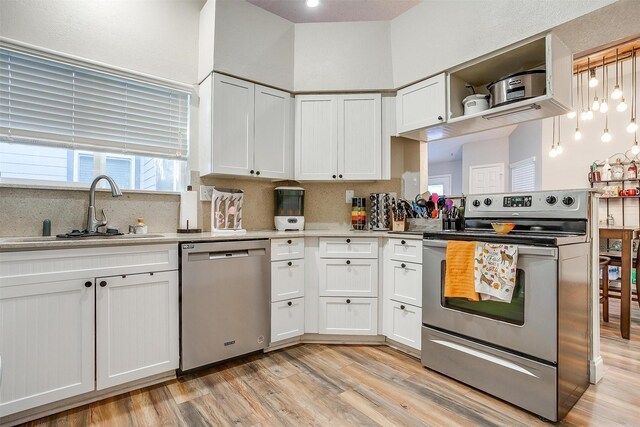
top-left (601, 242), bottom-right (640, 322)
top-left (599, 256), bottom-right (611, 322)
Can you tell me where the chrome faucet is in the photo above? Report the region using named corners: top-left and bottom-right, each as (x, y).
top-left (86, 175), bottom-right (123, 233)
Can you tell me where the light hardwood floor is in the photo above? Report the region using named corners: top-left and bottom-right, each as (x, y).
top-left (19, 300), bottom-right (640, 427)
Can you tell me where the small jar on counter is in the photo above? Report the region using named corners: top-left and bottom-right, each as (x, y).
top-left (134, 217), bottom-right (148, 234)
top-left (351, 197), bottom-right (367, 230)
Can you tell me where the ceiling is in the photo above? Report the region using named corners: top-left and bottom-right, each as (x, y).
top-left (246, 0), bottom-right (420, 23)
top-left (428, 125), bottom-right (517, 163)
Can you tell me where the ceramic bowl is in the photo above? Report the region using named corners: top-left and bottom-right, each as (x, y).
top-left (491, 223), bottom-right (516, 234)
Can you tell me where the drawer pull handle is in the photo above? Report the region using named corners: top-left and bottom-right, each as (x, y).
top-left (346, 238), bottom-right (351, 243)
top-left (287, 239), bottom-right (292, 244)
top-left (400, 305), bottom-right (406, 310)
top-left (288, 301), bottom-right (292, 306)
top-left (288, 261), bottom-right (293, 266)
top-left (346, 299), bottom-right (351, 304)
top-left (84, 281), bottom-right (92, 288)
top-left (401, 240), bottom-right (406, 245)
top-left (346, 260), bottom-right (351, 265)
top-left (401, 263), bottom-right (406, 268)
top-left (99, 281), bottom-right (107, 287)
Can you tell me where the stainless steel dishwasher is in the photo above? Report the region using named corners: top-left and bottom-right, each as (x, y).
top-left (180, 239), bottom-right (270, 372)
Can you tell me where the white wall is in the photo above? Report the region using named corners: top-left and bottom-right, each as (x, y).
top-left (293, 21), bottom-right (394, 92)
top-left (0, 0), bottom-right (202, 84)
top-left (390, 0), bottom-right (616, 88)
top-left (429, 160), bottom-right (463, 195)
top-left (213, 0), bottom-right (294, 91)
top-left (509, 121), bottom-right (543, 190)
top-left (462, 137), bottom-right (510, 194)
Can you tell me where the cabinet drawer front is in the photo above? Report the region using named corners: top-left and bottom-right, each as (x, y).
top-left (319, 297), bottom-right (377, 335)
top-left (319, 259), bottom-right (378, 297)
top-left (271, 259), bottom-right (305, 302)
top-left (385, 300), bottom-right (421, 350)
top-left (389, 260), bottom-right (422, 306)
top-left (319, 237), bottom-right (378, 258)
top-left (388, 238), bottom-right (422, 263)
top-left (271, 298), bottom-right (305, 344)
top-left (271, 238), bottom-right (305, 261)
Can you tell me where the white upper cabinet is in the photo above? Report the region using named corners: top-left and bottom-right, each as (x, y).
top-left (295, 93), bottom-right (382, 181)
top-left (295, 95), bottom-right (339, 181)
top-left (396, 73), bottom-right (446, 136)
top-left (200, 73), bottom-right (293, 179)
top-left (338, 94), bottom-right (382, 180)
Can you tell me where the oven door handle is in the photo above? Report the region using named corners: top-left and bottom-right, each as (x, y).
top-left (422, 240), bottom-right (558, 258)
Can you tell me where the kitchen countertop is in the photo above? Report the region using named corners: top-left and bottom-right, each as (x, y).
top-left (0, 229), bottom-right (424, 251)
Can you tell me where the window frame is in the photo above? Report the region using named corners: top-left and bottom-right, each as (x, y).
top-left (510, 157), bottom-right (537, 192)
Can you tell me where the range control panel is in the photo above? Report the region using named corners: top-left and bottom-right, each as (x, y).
top-left (503, 195), bottom-right (532, 207)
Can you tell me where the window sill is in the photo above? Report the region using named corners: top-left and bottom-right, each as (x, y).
top-left (0, 180), bottom-right (180, 196)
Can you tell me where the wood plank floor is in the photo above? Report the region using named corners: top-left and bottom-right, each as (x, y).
top-left (19, 300), bottom-right (640, 427)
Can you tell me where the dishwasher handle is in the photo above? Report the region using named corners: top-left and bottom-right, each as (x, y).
top-left (208, 250), bottom-right (249, 260)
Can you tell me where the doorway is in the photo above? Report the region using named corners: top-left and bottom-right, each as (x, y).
top-left (469, 163), bottom-right (505, 194)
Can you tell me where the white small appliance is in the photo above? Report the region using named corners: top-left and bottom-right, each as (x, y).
top-left (274, 186), bottom-right (304, 231)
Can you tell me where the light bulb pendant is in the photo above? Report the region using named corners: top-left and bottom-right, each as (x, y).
top-left (617, 98), bottom-right (628, 112)
top-left (589, 69), bottom-right (598, 88)
top-left (549, 147), bottom-right (558, 158)
top-left (592, 97), bottom-right (600, 111)
top-left (632, 143), bottom-right (640, 155)
top-left (600, 99), bottom-right (609, 113)
top-left (574, 128), bottom-right (582, 140)
top-left (585, 110), bottom-right (594, 120)
top-left (601, 129), bottom-right (612, 142)
top-left (556, 144), bottom-right (564, 155)
top-left (627, 119), bottom-right (638, 133)
top-left (566, 110), bottom-right (576, 119)
top-left (611, 85), bottom-right (623, 100)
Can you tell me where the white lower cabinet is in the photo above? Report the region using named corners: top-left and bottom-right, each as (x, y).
top-left (271, 299), bottom-right (305, 342)
top-left (271, 259), bottom-right (305, 301)
top-left (96, 271), bottom-right (179, 390)
top-left (388, 260), bottom-right (422, 306)
top-left (319, 297), bottom-right (378, 335)
top-left (383, 300), bottom-right (422, 350)
top-left (0, 279), bottom-right (95, 417)
top-left (318, 258), bottom-right (378, 297)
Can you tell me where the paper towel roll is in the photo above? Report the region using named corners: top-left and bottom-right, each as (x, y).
top-left (179, 187), bottom-right (198, 230)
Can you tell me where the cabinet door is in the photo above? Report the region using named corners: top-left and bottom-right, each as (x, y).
top-left (295, 95), bottom-right (338, 181)
top-left (271, 259), bottom-right (305, 302)
top-left (319, 297), bottom-right (377, 335)
top-left (271, 298), bottom-right (305, 344)
top-left (319, 237), bottom-right (378, 259)
top-left (254, 85), bottom-right (292, 179)
top-left (0, 279), bottom-right (94, 417)
top-left (319, 259), bottom-right (378, 297)
top-left (96, 271), bottom-right (178, 390)
top-left (387, 238), bottom-right (422, 264)
top-left (396, 73), bottom-right (446, 133)
top-left (338, 94), bottom-right (381, 180)
top-left (386, 260), bottom-right (422, 307)
top-left (212, 73), bottom-right (255, 176)
top-left (384, 300), bottom-right (421, 350)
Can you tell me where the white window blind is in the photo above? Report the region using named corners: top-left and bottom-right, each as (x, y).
top-left (510, 157), bottom-right (536, 192)
top-left (0, 48), bottom-right (190, 159)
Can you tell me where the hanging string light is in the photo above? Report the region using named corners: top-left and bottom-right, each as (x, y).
top-left (589, 58), bottom-right (599, 87)
top-left (585, 59), bottom-right (594, 120)
top-left (617, 57), bottom-right (628, 112)
top-left (556, 115), bottom-right (564, 154)
top-left (626, 49), bottom-right (638, 133)
top-left (612, 49), bottom-right (623, 99)
top-left (567, 70), bottom-right (577, 119)
top-left (600, 58), bottom-right (609, 113)
top-left (549, 116), bottom-right (558, 157)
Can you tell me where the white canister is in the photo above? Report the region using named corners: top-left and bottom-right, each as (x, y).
top-left (462, 94), bottom-right (490, 115)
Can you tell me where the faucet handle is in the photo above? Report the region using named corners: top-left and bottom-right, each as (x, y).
top-left (98, 209), bottom-right (108, 228)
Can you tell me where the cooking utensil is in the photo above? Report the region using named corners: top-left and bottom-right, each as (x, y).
top-left (463, 94), bottom-right (490, 115)
top-left (445, 199), bottom-right (454, 212)
top-left (437, 196), bottom-right (446, 211)
top-left (487, 70), bottom-right (546, 108)
top-left (431, 193), bottom-right (439, 204)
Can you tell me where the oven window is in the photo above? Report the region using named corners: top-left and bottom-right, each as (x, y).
top-left (440, 261), bottom-right (525, 325)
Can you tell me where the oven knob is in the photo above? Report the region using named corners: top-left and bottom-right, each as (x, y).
top-left (472, 200), bottom-right (481, 207)
top-left (546, 195), bottom-right (557, 205)
top-left (562, 196), bottom-right (575, 206)
top-left (484, 198), bottom-right (492, 206)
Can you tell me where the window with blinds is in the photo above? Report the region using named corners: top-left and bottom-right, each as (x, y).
top-left (510, 157), bottom-right (536, 192)
top-left (0, 47), bottom-right (190, 191)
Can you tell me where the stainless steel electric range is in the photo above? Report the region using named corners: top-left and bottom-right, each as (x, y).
top-left (421, 189), bottom-right (591, 422)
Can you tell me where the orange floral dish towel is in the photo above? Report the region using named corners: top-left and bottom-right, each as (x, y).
top-left (444, 241), bottom-right (479, 301)
top-left (474, 242), bottom-right (518, 303)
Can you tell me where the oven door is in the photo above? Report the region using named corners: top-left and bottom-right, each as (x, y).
top-left (422, 239), bottom-right (558, 363)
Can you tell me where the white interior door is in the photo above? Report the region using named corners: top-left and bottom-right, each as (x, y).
top-left (469, 163), bottom-right (505, 194)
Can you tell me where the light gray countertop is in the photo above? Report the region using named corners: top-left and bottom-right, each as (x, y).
top-left (0, 229), bottom-right (424, 251)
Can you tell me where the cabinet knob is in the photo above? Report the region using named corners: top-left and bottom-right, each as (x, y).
top-left (400, 305), bottom-right (405, 310)
top-left (99, 280), bottom-right (107, 287)
top-left (401, 240), bottom-right (406, 245)
top-left (346, 260), bottom-right (351, 265)
top-left (332, 174), bottom-right (337, 179)
top-left (250, 170), bottom-right (255, 174)
top-left (346, 238), bottom-right (351, 243)
top-left (401, 263), bottom-right (406, 268)
top-left (438, 115), bottom-right (443, 121)
top-left (288, 301), bottom-right (292, 306)
top-left (256, 171), bottom-right (260, 176)
top-left (84, 281), bottom-right (92, 288)
top-left (338, 174), bottom-right (343, 179)
top-left (288, 261), bottom-right (293, 266)
top-left (287, 239), bottom-right (292, 244)
top-left (346, 299), bottom-right (351, 304)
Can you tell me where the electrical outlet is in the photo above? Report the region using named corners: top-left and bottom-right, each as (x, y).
top-left (346, 190), bottom-right (354, 204)
top-left (390, 192), bottom-right (397, 201)
top-left (200, 185), bottom-right (214, 201)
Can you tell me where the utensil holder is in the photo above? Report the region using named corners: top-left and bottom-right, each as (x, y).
top-left (391, 211), bottom-right (407, 231)
top-left (211, 187), bottom-right (245, 233)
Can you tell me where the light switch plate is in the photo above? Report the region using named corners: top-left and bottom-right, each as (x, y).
top-left (346, 190), bottom-right (354, 204)
top-left (200, 185), bottom-right (214, 201)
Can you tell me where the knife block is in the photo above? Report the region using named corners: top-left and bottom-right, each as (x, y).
top-left (391, 211), bottom-right (408, 231)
